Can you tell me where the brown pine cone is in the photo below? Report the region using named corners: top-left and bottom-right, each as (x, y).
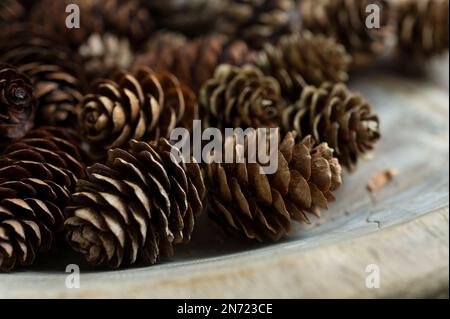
top-left (0, 25), bottom-right (85, 127)
top-left (0, 64), bottom-right (37, 148)
top-left (257, 31), bottom-right (352, 102)
top-left (0, 127), bottom-right (86, 271)
top-left (78, 33), bottom-right (134, 81)
top-left (205, 132), bottom-right (342, 241)
top-left (200, 64), bottom-right (287, 130)
top-left (300, 0), bottom-right (392, 66)
top-left (282, 83), bottom-right (380, 170)
top-left (0, 0), bottom-right (25, 25)
top-left (134, 32), bottom-right (258, 93)
top-left (146, 0), bottom-right (227, 37)
top-left (395, 0), bottom-right (449, 60)
top-left (217, 0), bottom-right (295, 49)
top-left (65, 138), bottom-right (206, 268)
top-left (77, 67), bottom-right (198, 159)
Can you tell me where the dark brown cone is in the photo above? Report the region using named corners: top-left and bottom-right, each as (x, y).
top-left (78, 33), bottom-right (134, 81)
top-left (146, 0), bottom-right (226, 37)
top-left (0, 0), bottom-right (25, 25)
top-left (300, 0), bottom-right (392, 66)
top-left (65, 138), bottom-right (206, 268)
top-left (77, 67), bottom-right (198, 159)
top-left (395, 0), bottom-right (449, 60)
top-left (134, 32), bottom-right (258, 93)
top-left (257, 31), bottom-right (352, 102)
top-left (199, 64), bottom-right (287, 130)
top-left (205, 132), bottom-right (342, 241)
top-left (0, 127), bottom-right (86, 271)
top-left (216, 0), bottom-right (295, 49)
top-left (282, 83), bottom-right (380, 170)
top-left (0, 25), bottom-right (85, 127)
top-left (0, 64), bottom-right (37, 148)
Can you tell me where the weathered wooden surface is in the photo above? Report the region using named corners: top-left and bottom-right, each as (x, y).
top-left (0, 56), bottom-right (448, 298)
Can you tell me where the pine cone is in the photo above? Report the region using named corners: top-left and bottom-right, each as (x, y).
top-left (134, 32), bottom-right (258, 93)
top-left (65, 138), bottom-right (206, 268)
top-left (0, 0), bottom-right (25, 25)
top-left (30, 0), bottom-right (103, 49)
top-left (146, 0), bottom-right (226, 37)
top-left (79, 33), bottom-right (134, 81)
top-left (300, 0), bottom-right (392, 66)
top-left (0, 25), bottom-right (85, 127)
top-left (395, 0), bottom-right (449, 60)
top-left (200, 64), bottom-right (287, 130)
top-left (257, 31), bottom-right (352, 102)
top-left (205, 131), bottom-right (342, 241)
top-left (77, 67), bottom-right (198, 159)
top-left (282, 83), bottom-right (380, 170)
top-left (0, 64), bottom-right (37, 148)
top-left (217, 0), bottom-right (295, 49)
top-left (0, 127), bottom-right (85, 271)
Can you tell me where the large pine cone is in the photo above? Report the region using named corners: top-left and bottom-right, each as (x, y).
top-left (146, 0), bottom-right (226, 37)
top-left (395, 0), bottom-right (449, 60)
top-left (205, 132), bottom-right (342, 241)
top-left (134, 32), bottom-right (258, 93)
top-left (78, 33), bottom-right (134, 81)
top-left (300, 0), bottom-right (392, 66)
top-left (65, 138), bottom-right (206, 268)
top-left (0, 0), bottom-right (25, 25)
top-left (0, 64), bottom-right (37, 148)
top-left (257, 31), bottom-right (352, 102)
top-left (0, 127), bottom-right (85, 271)
top-left (282, 83), bottom-right (380, 170)
top-left (0, 25), bottom-right (85, 127)
top-left (200, 64), bottom-right (286, 130)
top-left (77, 67), bottom-right (198, 158)
top-left (217, 0), bottom-right (295, 49)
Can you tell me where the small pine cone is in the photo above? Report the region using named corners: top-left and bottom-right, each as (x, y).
top-left (205, 132), bottom-right (342, 241)
top-left (0, 127), bottom-right (86, 271)
top-left (395, 0), bottom-right (449, 60)
top-left (77, 67), bottom-right (198, 158)
top-left (65, 138), bottom-right (206, 268)
top-left (30, 0), bottom-right (103, 49)
top-left (0, 25), bottom-right (85, 127)
top-left (200, 64), bottom-right (286, 130)
top-left (79, 33), bottom-right (134, 81)
top-left (257, 31), bottom-right (352, 102)
top-left (300, 0), bottom-right (392, 66)
top-left (217, 0), bottom-right (295, 49)
top-left (134, 32), bottom-right (258, 93)
top-left (0, 0), bottom-right (25, 25)
top-left (147, 0), bottom-right (226, 37)
top-left (0, 64), bottom-right (37, 148)
top-left (282, 83), bottom-right (380, 170)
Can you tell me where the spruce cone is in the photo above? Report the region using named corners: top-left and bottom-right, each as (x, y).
top-left (396, 0), bottom-right (449, 60)
top-left (0, 64), bottom-right (37, 148)
top-left (217, 0), bottom-right (295, 49)
top-left (0, 127), bottom-right (85, 271)
top-left (134, 32), bottom-right (258, 93)
top-left (300, 0), bottom-right (391, 66)
top-left (146, 0), bottom-right (226, 37)
top-left (79, 33), bottom-right (134, 81)
top-left (205, 132), bottom-right (342, 241)
top-left (0, 0), bottom-right (25, 25)
top-left (65, 138), bottom-right (206, 268)
top-left (200, 64), bottom-right (287, 130)
top-left (257, 31), bottom-right (352, 102)
top-left (282, 83), bottom-right (380, 170)
top-left (0, 25), bottom-right (85, 127)
top-left (77, 67), bottom-right (198, 158)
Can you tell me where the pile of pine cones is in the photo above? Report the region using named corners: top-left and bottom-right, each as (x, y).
top-left (0, 0), bottom-right (448, 271)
